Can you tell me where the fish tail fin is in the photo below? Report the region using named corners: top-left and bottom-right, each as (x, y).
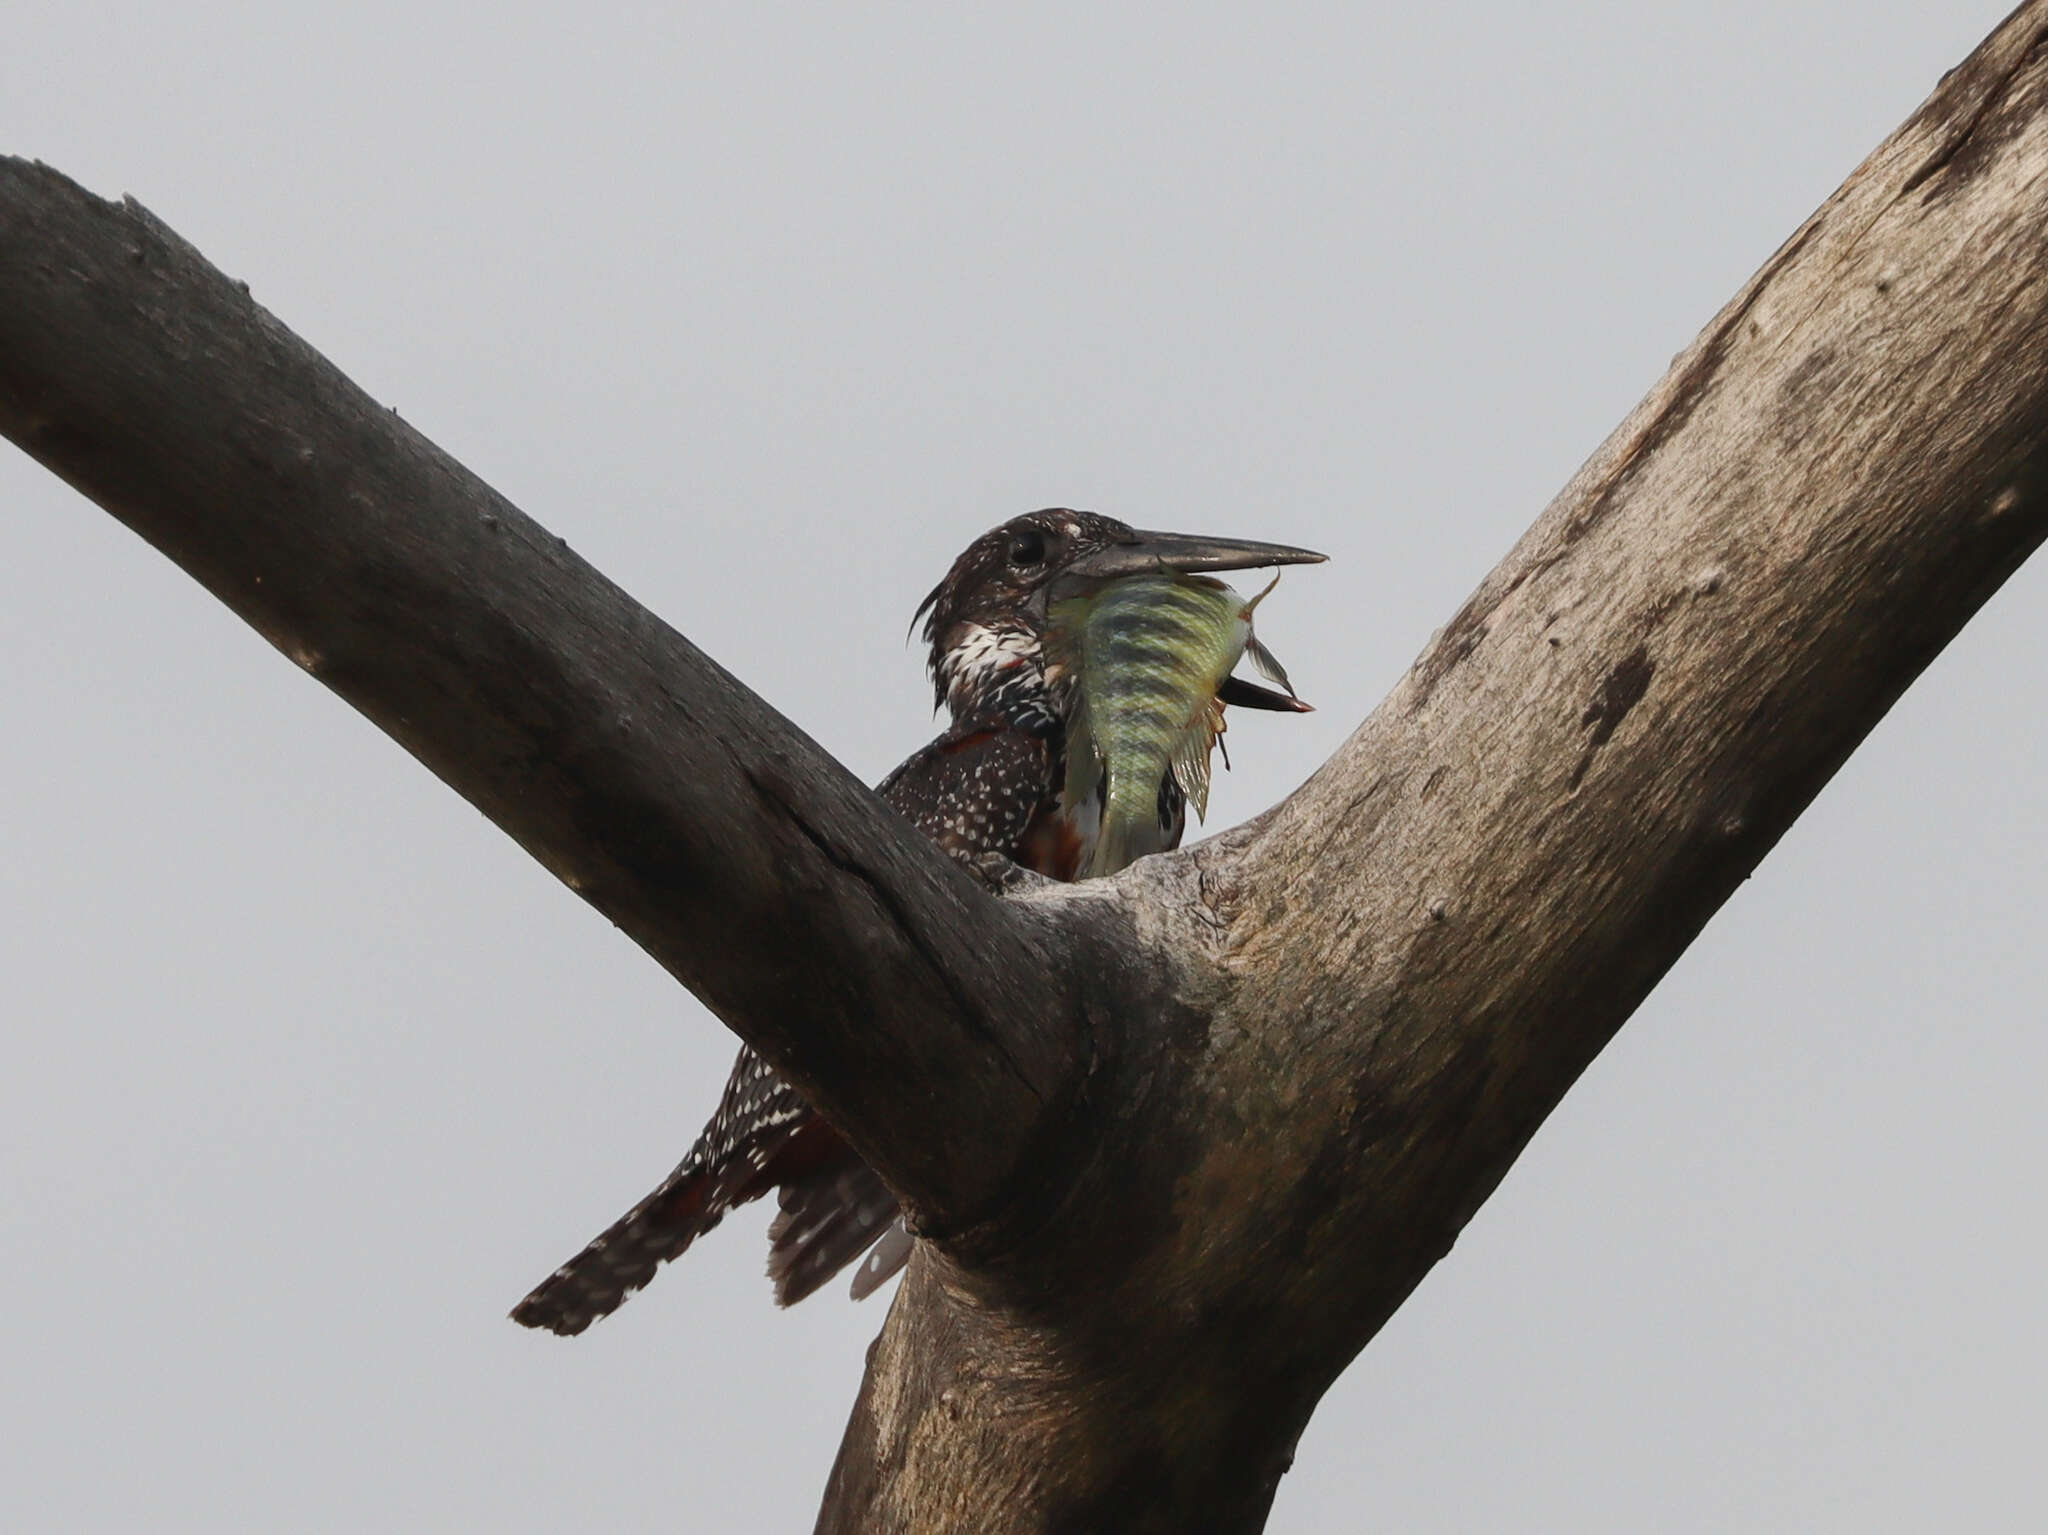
top-left (1237, 571), bottom-right (1299, 698)
top-left (1091, 761), bottom-right (1171, 877)
top-left (1244, 632), bottom-right (1297, 697)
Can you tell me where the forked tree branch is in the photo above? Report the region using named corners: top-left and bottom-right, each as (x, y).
top-left (7, 6), bottom-right (2048, 1531)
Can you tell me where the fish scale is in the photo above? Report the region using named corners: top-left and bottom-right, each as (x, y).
top-left (1050, 572), bottom-right (1293, 879)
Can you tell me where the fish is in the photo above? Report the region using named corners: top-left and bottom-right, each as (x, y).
top-left (1047, 571), bottom-right (1301, 879)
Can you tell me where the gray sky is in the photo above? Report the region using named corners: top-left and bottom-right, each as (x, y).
top-left (4, 3), bottom-right (2038, 1530)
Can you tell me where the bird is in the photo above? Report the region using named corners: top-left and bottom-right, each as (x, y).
top-left (511, 509), bottom-right (1323, 1335)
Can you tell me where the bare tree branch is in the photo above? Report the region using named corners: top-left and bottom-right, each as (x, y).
top-left (0, 156), bottom-right (1081, 1236)
top-left (6, 4), bottom-right (2048, 1531)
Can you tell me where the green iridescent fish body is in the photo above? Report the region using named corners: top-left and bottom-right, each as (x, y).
top-left (1048, 572), bottom-right (1293, 879)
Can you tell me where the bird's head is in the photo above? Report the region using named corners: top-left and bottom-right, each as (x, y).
top-left (912, 508), bottom-right (1323, 718)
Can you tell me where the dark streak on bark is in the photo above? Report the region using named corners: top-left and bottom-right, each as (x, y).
top-left (1407, 601), bottom-right (1490, 712)
top-left (1572, 218), bottom-right (1828, 539)
top-left (1903, 11), bottom-right (2048, 200)
top-left (1778, 346), bottom-right (1842, 444)
top-left (1570, 646), bottom-right (1655, 790)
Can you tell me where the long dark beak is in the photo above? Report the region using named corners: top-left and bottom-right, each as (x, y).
top-left (1063, 528), bottom-right (1327, 581)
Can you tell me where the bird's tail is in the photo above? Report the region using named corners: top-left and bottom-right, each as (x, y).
top-left (511, 1152), bottom-right (733, 1336)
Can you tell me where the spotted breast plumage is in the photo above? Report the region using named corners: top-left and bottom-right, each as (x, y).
top-left (511, 509), bottom-right (1322, 1335)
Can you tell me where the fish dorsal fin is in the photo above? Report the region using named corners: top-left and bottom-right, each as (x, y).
top-left (1241, 569), bottom-right (1283, 614)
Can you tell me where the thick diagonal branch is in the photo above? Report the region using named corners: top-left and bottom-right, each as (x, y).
top-left (822, 7), bottom-right (2048, 1530)
top-left (0, 157), bottom-right (1075, 1232)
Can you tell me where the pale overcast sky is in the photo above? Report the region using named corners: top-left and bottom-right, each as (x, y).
top-left (3, 3), bottom-right (2038, 1531)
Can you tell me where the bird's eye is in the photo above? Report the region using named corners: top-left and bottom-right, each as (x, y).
top-left (1008, 531), bottom-right (1047, 568)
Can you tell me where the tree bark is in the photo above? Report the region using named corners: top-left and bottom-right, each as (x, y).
top-left (6, 5), bottom-right (2048, 1531)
